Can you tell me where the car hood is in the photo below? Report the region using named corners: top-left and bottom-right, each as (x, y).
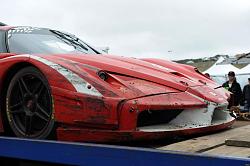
top-left (46, 54), bottom-right (204, 89)
top-left (35, 54), bottom-right (229, 103)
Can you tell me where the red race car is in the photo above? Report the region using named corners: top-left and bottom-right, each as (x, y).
top-left (0, 24), bottom-right (235, 142)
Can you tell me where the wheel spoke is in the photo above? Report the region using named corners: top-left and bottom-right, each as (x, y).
top-left (24, 115), bottom-right (33, 135)
top-left (9, 109), bottom-right (24, 114)
top-left (33, 82), bottom-right (44, 98)
top-left (9, 101), bottom-right (23, 110)
top-left (17, 80), bottom-right (25, 98)
top-left (20, 77), bottom-right (31, 94)
top-left (35, 112), bottom-right (49, 122)
top-left (36, 103), bottom-right (50, 118)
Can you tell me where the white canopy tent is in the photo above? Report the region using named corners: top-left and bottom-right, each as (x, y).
top-left (203, 57), bottom-right (240, 76)
top-left (203, 57), bottom-right (241, 86)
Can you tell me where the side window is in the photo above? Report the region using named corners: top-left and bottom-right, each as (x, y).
top-left (0, 31), bottom-right (6, 53)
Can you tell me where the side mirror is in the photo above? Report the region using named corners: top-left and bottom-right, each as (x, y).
top-left (0, 22), bottom-right (7, 26)
top-left (96, 47), bottom-right (110, 54)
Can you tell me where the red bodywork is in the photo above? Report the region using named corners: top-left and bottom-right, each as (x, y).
top-left (0, 26), bottom-right (234, 142)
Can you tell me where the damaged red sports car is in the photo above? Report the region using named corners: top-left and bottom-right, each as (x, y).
top-left (0, 25), bottom-right (235, 142)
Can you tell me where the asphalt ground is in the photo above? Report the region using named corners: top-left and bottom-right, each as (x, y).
top-left (232, 120), bottom-right (250, 128)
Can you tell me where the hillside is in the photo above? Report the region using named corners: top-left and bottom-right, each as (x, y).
top-left (175, 56), bottom-right (246, 72)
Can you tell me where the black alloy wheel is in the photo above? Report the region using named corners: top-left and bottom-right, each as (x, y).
top-left (6, 67), bottom-right (55, 139)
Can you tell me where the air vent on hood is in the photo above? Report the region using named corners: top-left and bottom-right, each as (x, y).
top-left (98, 71), bottom-right (108, 81)
top-left (170, 72), bottom-right (189, 79)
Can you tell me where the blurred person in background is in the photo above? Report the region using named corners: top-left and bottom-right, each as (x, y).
top-left (222, 71), bottom-right (242, 108)
top-left (241, 78), bottom-right (250, 113)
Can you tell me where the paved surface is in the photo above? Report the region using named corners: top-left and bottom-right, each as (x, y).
top-left (232, 120), bottom-right (250, 128)
top-left (158, 123), bottom-right (250, 158)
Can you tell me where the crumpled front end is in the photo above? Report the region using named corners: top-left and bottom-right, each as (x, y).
top-left (137, 103), bottom-right (233, 132)
top-left (120, 91), bottom-right (234, 132)
top-left (36, 54), bottom-right (234, 142)
top-left (57, 91), bottom-right (235, 143)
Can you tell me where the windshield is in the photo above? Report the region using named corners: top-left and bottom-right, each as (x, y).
top-left (7, 27), bottom-right (99, 54)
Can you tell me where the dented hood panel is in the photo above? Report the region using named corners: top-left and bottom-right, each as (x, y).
top-left (45, 54), bottom-right (203, 89)
top-left (38, 54), bottom-right (229, 103)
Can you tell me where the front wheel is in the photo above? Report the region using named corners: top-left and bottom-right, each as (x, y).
top-left (6, 66), bottom-right (55, 139)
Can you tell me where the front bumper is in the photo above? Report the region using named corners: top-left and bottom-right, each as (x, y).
top-left (56, 118), bottom-right (235, 143)
top-left (55, 92), bottom-right (235, 143)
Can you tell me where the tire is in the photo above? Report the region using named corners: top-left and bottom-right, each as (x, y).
top-left (5, 66), bottom-right (55, 139)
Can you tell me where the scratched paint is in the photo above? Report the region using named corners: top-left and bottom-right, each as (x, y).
top-left (29, 55), bottom-right (102, 97)
top-left (0, 26), bottom-right (236, 142)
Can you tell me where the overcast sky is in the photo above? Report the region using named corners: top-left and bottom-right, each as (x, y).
top-left (1, 0), bottom-right (250, 60)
